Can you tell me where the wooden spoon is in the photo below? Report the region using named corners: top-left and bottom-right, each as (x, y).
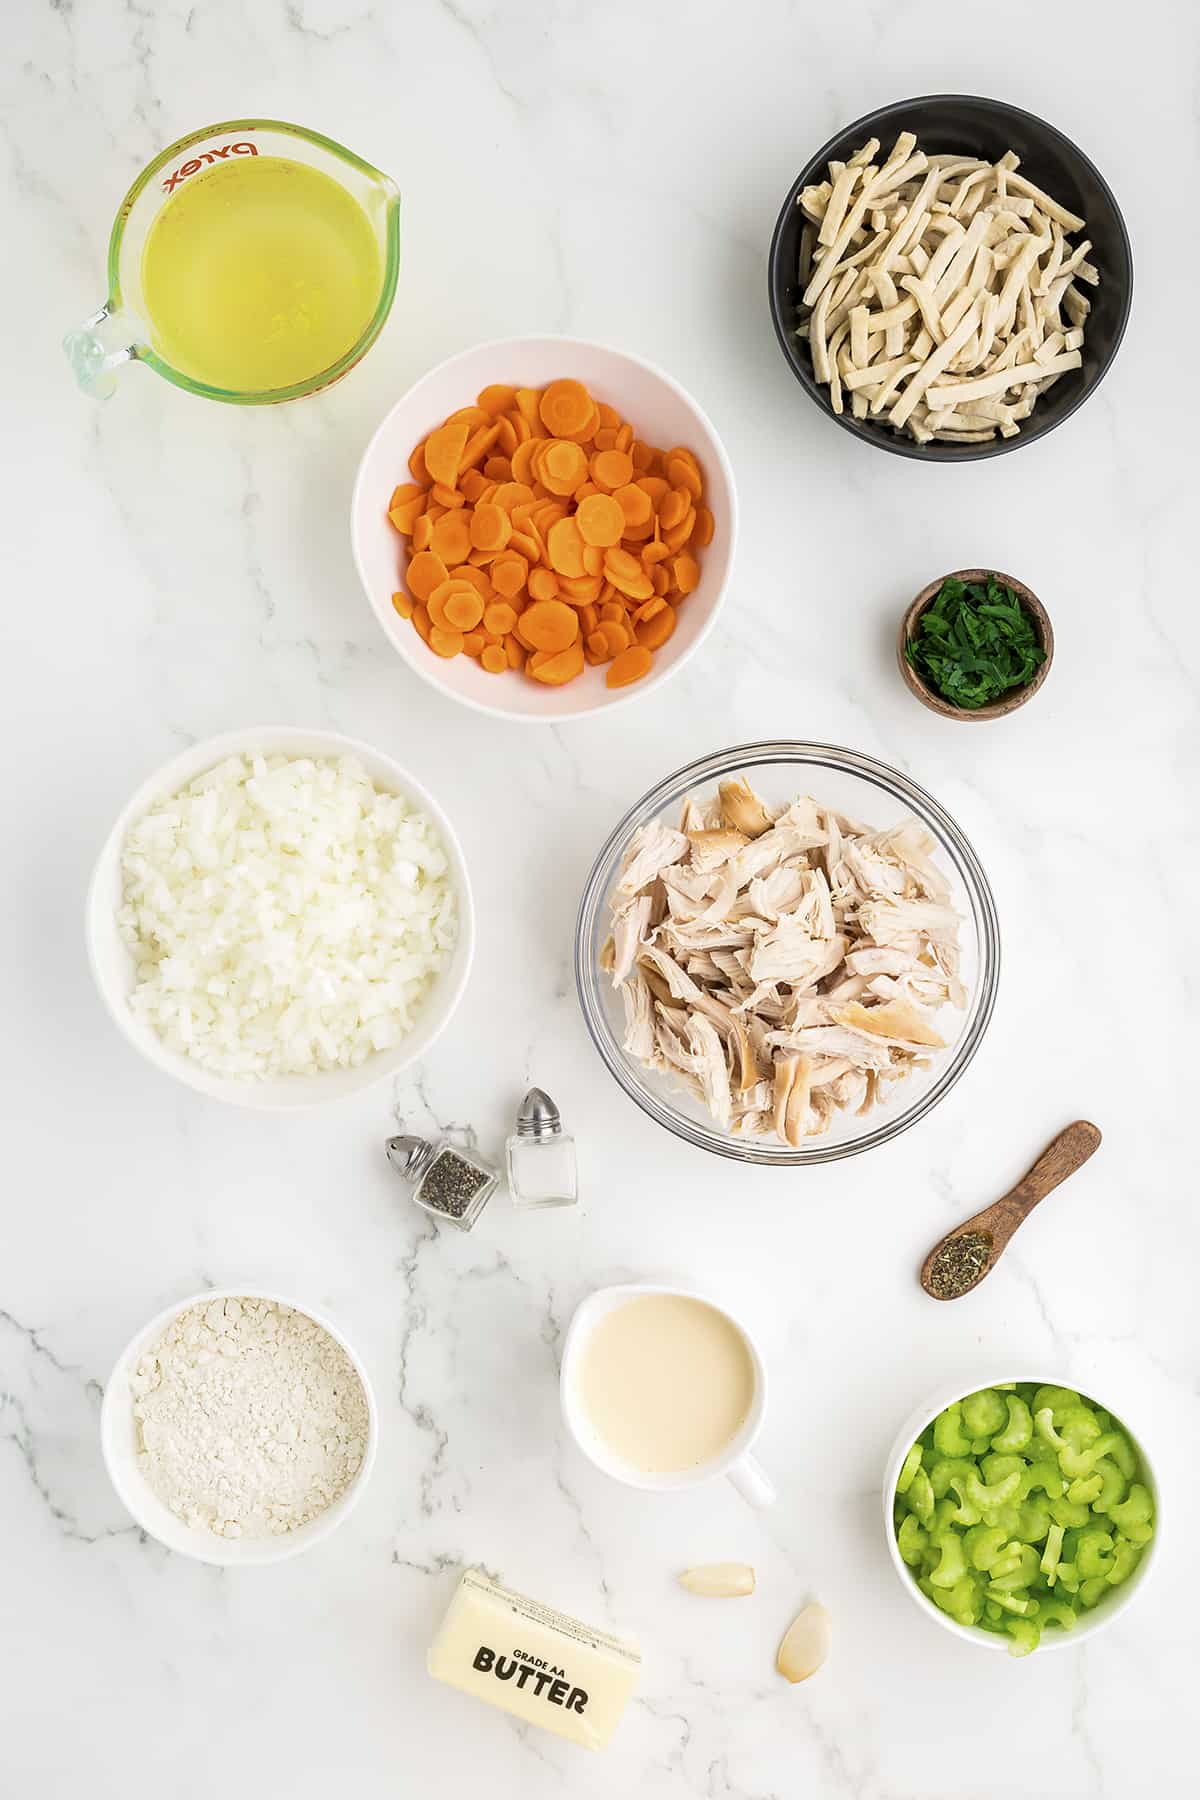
top-left (920, 1120), bottom-right (1102, 1301)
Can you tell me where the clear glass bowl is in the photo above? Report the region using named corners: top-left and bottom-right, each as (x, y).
top-left (575, 741), bottom-right (1000, 1165)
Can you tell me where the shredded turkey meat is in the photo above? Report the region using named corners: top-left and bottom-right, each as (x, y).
top-left (603, 777), bottom-right (966, 1146)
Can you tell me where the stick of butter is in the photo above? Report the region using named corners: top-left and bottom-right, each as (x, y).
top-left (427, 1568), bottom-right (641, 1751)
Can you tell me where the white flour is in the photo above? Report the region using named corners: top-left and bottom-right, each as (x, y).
top-left (130, 1296), bottom-right (370, 1538)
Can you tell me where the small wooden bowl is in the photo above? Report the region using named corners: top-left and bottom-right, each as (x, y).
top-left (898, 569), bottom-right (1054, 721)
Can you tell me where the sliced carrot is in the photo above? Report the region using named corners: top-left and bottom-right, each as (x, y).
top-left (429, 626), bottom-right (465, 658)
top-left (504, 633), bottom-right (526, 669)
top-left (604, 550), bottom-right (654, 602)
top-left (477, 384), bottom-right (518, 416)
top-left (483, 456), bottom-right (512, 483)
top-left (606, 644), bottom-right (653, 688)
top-left (600, 600), bottom-right (625, 624)
top-left (650, 563), bottom-right (670, 597)
top-left (521, 599), bottom-right (579, 654)
top-left (509, 529), bottom-right (541, 563)
top-left (659, 488), bottom-right (689, 532)
top-left (493, 481), bottom-right (536, 514)
top-left (444, 587), bottom-right (484, 632)
top-left (431, 481), bottom-right (465, 510)
top-left (596, 402), bottom-right (621, 430)
top-left (579, 602), bottom-right (599, 634)
top-left (460, 469), bottom-right (488, 503)
top-left (459, 422), bottom-right (501, 473)
top-left (494, 415), bottom-right (519, 455)
top-left (424, 421), bottom-right (470, 488)
top-left (515, 387), bottom-right (542, 427)
top-left (407, 551), bottom-right (450, 602)
top-left (585, 628), bottom-right (607, 660)
top-left (575, 493), bottom-right (625, 548)
top-left (694, 506), bottom-right (714, 547)
top-left (664, 511), bottom-right (696, 552)
top-left (541, 439), bottom-right (588, 496)
top-left (492, 553), bottom-right (529, 598)
top-left (481, 601), bottom-right (516, 637)
top-left (389, 481), bottom-right (424, 510)
top-left (614, 423), bottom-right (633, 453)
top-left (462, 631), bottom-right (486, 657)
top-left (539, 379), bottom-right (593, 438)
top-left (408, 441), bottom-right (429, 482)
top-left (591, 427), bottom-right (618, 452)
top-left (672, 552), bottom-right (699, 595)
top-left (431, 510), bottom-right (472, 565)
top-left (412, 603), bottom-right (432, 643)
top-left (613, 483), bottom-right (653, 530)
top-left (469, 502), bottom-right (512, 554)
top-left (636, 604), bottom-right (676, 650)
top-left (392, 591), bottom-right (413, 619)
top-left (558, 573), bottom-right (603, 604)
top-left (527, 567), bottom-right (559, 602)
top-left (636, 475), bottom-right (669, 504)
top-left (481, 643), bottom-right (508, 673)
top-left (427, 578), bottom-right (474, 631)
top-left (630, 440), bottom-right (655, 473)
top-left (546, 516), bottom-right (586, 578)
top-left (528, 641), bottom-right (586, 685)
top-left (412, 512), bottom-right (434, 552)
top-left (582, 544), bottom-right (605, 578)
top-left (388, 495), bottom-right (426, 537)
top-left (591, 449), bottom-right (634, 492)
top-left (599, 620), bottom-right (630, 656)
top-left (447, 406), bottom-right (488, 430)
top-left (642, 537), bottom-right (670, 566)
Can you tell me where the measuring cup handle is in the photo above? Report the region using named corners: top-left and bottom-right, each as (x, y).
top-left (727, 1450), bottom-right (776, 1509)
top-left (63, 307), bottom-right (137, 399)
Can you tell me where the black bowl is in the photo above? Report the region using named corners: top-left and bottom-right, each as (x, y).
top-left (767, 94), bottom-right (1133, 462)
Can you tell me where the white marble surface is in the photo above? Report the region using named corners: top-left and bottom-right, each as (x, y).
top-left (3, 2), bottom-right (1198, 1794)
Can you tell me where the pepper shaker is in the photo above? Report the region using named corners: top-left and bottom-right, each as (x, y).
top-left (506, 1088), bottom-right (578, 1210)
top-left (387, 1133), bottom-right (498, 1232)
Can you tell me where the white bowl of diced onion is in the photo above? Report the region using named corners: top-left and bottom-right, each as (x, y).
top-left (86, 727), bottom-right (475, 1108)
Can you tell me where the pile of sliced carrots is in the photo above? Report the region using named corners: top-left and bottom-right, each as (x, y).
top-left (387, 379), bottom-right (712, 690)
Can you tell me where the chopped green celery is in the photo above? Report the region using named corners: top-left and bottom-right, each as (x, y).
top-left (970, 1436), bottom-right (993, 1456)
top-left (985, 1599), bottom-right (1002, 1622)
top-left (933, 1404), bottom-right (973, 1458)
top-left (928, 1529), bottom-right (968, 1589)
top-left (1059, 1406), bottom-right (1103, 1452)
top-left (929, 1456), bottom-right (977, 1499)
top-left (1106, 1537), bottom-right (1140, 1586)
top-left (962, 1389), bottom-right (1008, 1438)
top-left (928, 1573), bottom-right (984, 1625)
top-left (1023, 1459), bottom-right (1065, 1500)
top-left (988, 1503), bottom-right (1023, 1537)
top-left (963, 1524), bottom-right (1009, 1571)
top-left (897, 1515), bottom-right (928, 1567)
top-left (1054, 1560), bottom-right (1080, 1594)
top-left (907, 1468), bottom-right (935, 1526)
top-left (1067, 1473), bottom-right (1103, 1506)
top-left (988, 1545), bottom-right (1041, 1592)
top-left (1107, 1483), bottom-right (1154, 1543)
top-left (1079, 1576), bottom-right (1108, 1608)
top-left (1004, 1617), bottom-right (1041, 1656)
top-left (1032, 1386), bottom-right (1082, 1423)
top-left (896, 1442), bottom-right (923, 1494)
top-left (1106, 1432), bottom-right (1137, 1479)
top-left (1090, 1457), bottom-right (1128, 1512)
top-left (1059, 1429), bottom-right (1125, 1480)
top-left (981, 1452), bottom-right (1025, 1488)
top-left (1015, 1497), bottom-right (1051, 1544)
top-left (965, 1468), bottom-right (1022, 1522)
top-left (986, 1587), bottom-right (1033, 1616)
top-left (1050, 1495), bottom-right (1092, 1529)
top-left (1076, 1529), bottom-right (1115, 1578)
top-left (1037, 1599), bottom-right (1078, 1632)
top-left (991, 1394), bottom-right (1034, 1454)
top-left (1035, 1408), bottom-right (1067, 1453)
top-left (1040, 1522), bottom-right (1066, 1583)
top-left (933, 1497), bottom-right (962, 1532)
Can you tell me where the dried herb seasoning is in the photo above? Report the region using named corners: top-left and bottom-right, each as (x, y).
top-left (906, 575), bottom-right (1045, 710)
top-left (926, 1229), bottom-right (993, 1299)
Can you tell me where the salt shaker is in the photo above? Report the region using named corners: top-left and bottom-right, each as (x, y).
top-left (387, 1134), bottom-right (498, 1232)
top-left (505, 1088), bottom-right (578, 1210)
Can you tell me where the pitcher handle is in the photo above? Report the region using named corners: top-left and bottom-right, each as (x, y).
top-left (63, 307), bottom-right (138, 399)
top-left (727, 1450), bottom-right (776, 1509)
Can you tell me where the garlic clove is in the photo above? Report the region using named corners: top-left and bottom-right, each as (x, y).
top-left (776, 1601), bottom-right (831, 1682)
top-left (678, 1562), bottom-right (756, 1598)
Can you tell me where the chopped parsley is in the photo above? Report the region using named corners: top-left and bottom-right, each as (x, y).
top-left (906, 575), bottom-right (1045, 711)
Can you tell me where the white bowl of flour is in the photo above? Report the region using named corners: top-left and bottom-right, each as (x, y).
top-left (101, 1289), bottom-right (378, 1565)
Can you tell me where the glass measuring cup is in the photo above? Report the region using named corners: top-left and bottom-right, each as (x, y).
top-left (64, 118), bottom-right (400, 404)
